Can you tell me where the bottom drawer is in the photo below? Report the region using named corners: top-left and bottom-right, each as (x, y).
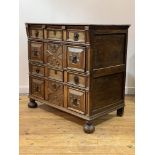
top-left (30, 77), bottom-right (45, 99)
top-left (45, 80), bottom-right (64, 106)
top-left (67, 87), bottom-right (86, 114)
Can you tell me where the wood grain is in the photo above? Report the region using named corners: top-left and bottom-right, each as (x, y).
top-left (20, 95), bottom-right (135, 155)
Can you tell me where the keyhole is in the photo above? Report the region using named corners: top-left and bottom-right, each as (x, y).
top-left (54, 70), bottom-right (57, 74)
top-left (35, 31), bottom-right (39, 37)
top-left (53, 30), bottom-right (57, 36)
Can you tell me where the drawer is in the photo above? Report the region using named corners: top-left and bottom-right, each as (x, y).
top-left (29, 63), bottom-right (44, 77)
top-left (45, 67), bottom-right (63, 81)
top-left (44, 26), bottom-right (63, 40)
top-left (29, 41), bottom-right (43, 63)
top-left (29, 25), bottom-right (43, 39)
top-left (67, 72), bottom-right (88, 88)
top-left (66, 30), bottom-right (85, 43)
top-left (67, 88), bottom-right (85, 114)
top-left (30, 77), bottom-right (44, 99)
top-left (44, 42), bottom-right (63, 69)
top-left (67, 46), bottom-right (85, 72)
top-left (45, 80), bottom-right (64, 106)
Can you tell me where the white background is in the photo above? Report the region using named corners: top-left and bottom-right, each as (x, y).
top-left (19, 0), bottom-right (135, 94)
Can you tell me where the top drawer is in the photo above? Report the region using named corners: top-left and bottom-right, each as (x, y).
top-left (66, 30), bottom-right (85, 43)
top-left (44, 25), bottom-right (63, 40)
top-left (26, 24), bottom-right (90, 43)
top-left (65, 25), bottom-right (89, 43)
top-left (28, 24), bottom-right (44, 39)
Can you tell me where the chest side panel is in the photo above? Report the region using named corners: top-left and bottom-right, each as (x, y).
top-left (90, 27), bottom-right (128, 116)
top-left (92, 73), bottom-right (124, 114)
top-left (93, 34), bottom-right (126, 69)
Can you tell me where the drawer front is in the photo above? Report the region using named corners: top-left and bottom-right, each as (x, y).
top-left (44, 42), bottom-right (63, 69)
top-left (45, 80), bottom-right (64, 106)
top-left (67, 88), bottom-right (85, 114)
top-left (30, 77), bottom-right (44, 99)
top-left (29, 41), bottom-right (43, 63)
top-left (44, 29), bottom-right (62, 40)
top-left (67, 46), bottom-right (85, 72)
top-left (67, 72), bottom-right (88, 88)
top-left (67, 30), bottom-right (85, 43)
top-left (45, 67), bottom-right (63, 81)
top-left (29, 25), bottom-right (43, 39)
top-left (30, 64), bottom-right (44, 77)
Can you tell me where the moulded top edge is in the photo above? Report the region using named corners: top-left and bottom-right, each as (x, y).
top-left (25, 23), bottom-right (130, 27)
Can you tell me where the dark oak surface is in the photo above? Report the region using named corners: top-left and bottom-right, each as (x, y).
top-left (26, 23), bottom-right (129, 133)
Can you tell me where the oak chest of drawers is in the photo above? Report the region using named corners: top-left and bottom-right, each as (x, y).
top-left (26, 23), bottom-right (129, 133)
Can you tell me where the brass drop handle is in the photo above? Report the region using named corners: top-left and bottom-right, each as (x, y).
top-left (74, 76), bottom-right (79, 84)
top-left (33, 50), bottom-right (38, 56)
top-left (72, 98), bottom-right (79, 107)
top-left (35, 31), bottom-right (39, 37)
top-left (72, 55), bottom-right (78, 63)
top-left (36, 69), bottom-right (40, 73)
top-left (74, 32), bottom-right (79, 41)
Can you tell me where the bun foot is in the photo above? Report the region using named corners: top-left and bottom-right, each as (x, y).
top-left (117, 107), bottom-right (124, 117)
top-left (83, 121), bottom-right (95, 134)
top-left (28, 99), bottom-right (38, 108)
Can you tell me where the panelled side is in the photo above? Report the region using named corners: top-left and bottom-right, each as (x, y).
top-left (90, 26), bottom-right (129, 116)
